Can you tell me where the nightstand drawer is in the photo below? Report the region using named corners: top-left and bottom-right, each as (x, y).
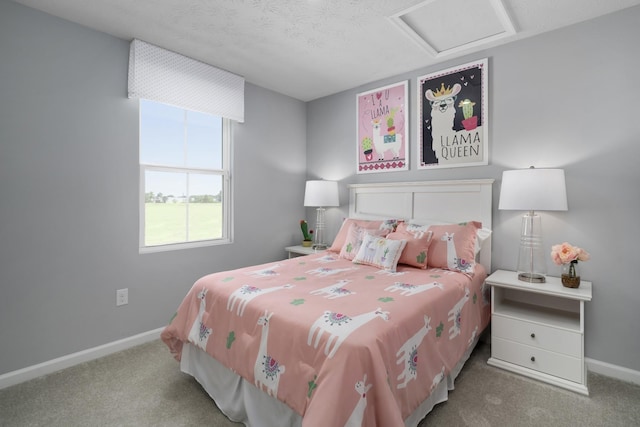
top-left (492, 337), bottom-right (583, 383)
top-left (492, 314), bottom-right (581, 358)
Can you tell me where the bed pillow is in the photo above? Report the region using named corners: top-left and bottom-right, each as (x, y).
top-left (328, 218), bottom-right (399, 253)
top-left (475, 227), bottom-right (492, 257)
top-left (410, 218), bottom-right (491, 256)
top-left (386, 222), bottom-right (433, 269)
top-left (352, 233), bottom-right (406, 272)
top-left (339, 223), bottom-right (389, 260)
top-left (427, 222), bottom-right (481, 275)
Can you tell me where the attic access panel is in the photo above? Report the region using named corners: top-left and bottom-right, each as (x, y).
top-left (389, 0), bottom-right (515, 57)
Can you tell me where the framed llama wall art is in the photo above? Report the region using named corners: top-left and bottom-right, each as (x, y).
top-left (356, 80), bottom-right (409, 174)
top-left (417, 58), bottom-right (488, 169)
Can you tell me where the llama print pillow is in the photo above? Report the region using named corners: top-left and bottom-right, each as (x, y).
top-left (427, 222), bottom-right (481, 275)
top-left (339, 223), bottom-right (389, 261)
top-left (352, 233), bottom-right (406, 272)
top-left (387, 222), bottom-right (433, 269)
top-left (329, 218), bottom-right (400, 253)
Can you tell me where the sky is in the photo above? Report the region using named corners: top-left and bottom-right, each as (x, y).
top-left (140, 99), bottom-right (224, 198)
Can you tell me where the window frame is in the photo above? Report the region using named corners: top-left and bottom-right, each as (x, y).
top-left (138, 102), bottom-right (232, 253)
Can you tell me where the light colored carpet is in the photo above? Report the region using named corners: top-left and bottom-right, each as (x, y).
top-left (421, 343), bottom-right (640, 427)
top-left (1, 339), bottom-right (638, 426)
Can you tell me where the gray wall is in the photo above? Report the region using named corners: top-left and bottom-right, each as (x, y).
top-left (307, 7), bottom-right (640, 372)
top-left (0, 0), bottom-right (306, 375)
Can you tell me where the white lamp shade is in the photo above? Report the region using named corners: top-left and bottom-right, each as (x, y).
top-left (304, 180), bottom-right (339, 207)
top-left (499, 168), bottom-right (568, 211)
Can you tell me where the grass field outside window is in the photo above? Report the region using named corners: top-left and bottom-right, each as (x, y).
top-left (145, 202), bottom-right (222, 247)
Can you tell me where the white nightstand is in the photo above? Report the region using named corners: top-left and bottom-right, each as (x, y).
top-left (486, 269), bottom-right (592, 395)
top-left (285, 245), bottom-right (325, 258)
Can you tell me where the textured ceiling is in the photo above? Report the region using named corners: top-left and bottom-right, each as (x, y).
top-left (11, 0), bottom-right (640, 101)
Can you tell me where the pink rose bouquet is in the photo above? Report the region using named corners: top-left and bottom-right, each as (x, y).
top-left (550, 242), bottom-right (590, 265)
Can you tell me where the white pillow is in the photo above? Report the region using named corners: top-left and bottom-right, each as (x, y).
top-left (352, 233), bottom-right (407, 272)
top-left (475, 227), bottom-right (492, 255)
top-left (339, 223), bottom-right (388, 260)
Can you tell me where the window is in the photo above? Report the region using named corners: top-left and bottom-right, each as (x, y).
top-left (139, 99), bottom-right (231, 251)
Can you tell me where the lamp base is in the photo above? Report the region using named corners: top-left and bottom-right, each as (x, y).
top-left (515, 212), bottom-right (547, 284)
top-left (518, 272), bottom-right (546, 283)
top-left (313, 207), bottom-right (327, 251)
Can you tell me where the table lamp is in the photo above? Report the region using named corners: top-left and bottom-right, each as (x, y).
top-left (304, 180), bottom-right (339, 250)
top-left (499, 167), bottom-right (568, 283)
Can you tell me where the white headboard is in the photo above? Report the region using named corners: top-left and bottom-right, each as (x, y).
top-left (348, 179), bottom-right (494, 272)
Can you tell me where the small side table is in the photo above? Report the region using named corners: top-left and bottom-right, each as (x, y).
top-left (285, 245), bottom-right (325, 258)
top-left (486, 269), bottom-right (592, 395)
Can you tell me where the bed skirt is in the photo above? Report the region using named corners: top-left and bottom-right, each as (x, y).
top-left (180, 335), bottom-right (480, 427)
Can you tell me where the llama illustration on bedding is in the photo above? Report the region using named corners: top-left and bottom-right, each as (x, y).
top-left (310, 280), bottom-right (356, 299)
top-left (308, 308), bottom-right (390, 358)
top-left (246, 264), bottom-right (282, 278)
top-left (385, 281), bottom-right (444, 297)
top-left (467, 325), bottom-right (479, 348)
top-left (254, 310), bottom-right (285, 397)
top-left (448, 287), bottom-right (470, 339)
top-left (442, 232), bottom-right (474, 274)
top-left (429, 268), bottom-right (456, 276)
top-left (396, 315), bottom-right (432, 389)
top-left (344, 374), bottom-right (372, 427)
top-left (430, 366), bottom-right (446, 392)
top-left (187, 288), bottom-right (212, 350)
top-left (227, 283), bottom-right (294, 316)
top-left (404, 224), bottom-right (432, 240)
top-left (315, 254), bottom-right (338, 264)
top-left (306, 266), bottom-right (358, 277)
top-left (376, 269), bottom-right (406, 277)
top-left (358, 238), bottom-right (380, 263)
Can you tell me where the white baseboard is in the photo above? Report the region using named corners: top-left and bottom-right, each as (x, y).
top-left (586, 357), bottom-right (640, 386)
top-left (0, 327), bottom-right (164, 390)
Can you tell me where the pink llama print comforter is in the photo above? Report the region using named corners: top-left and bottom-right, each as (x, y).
top-left (161, 252), bottom-right (490, 426)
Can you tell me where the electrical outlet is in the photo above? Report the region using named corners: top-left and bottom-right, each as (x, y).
top-left (116, 288), bottom-right (128, 306)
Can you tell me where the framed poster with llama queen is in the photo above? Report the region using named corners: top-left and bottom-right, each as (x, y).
top-left (356, 80), bottom-right (409, 174)
top-left (417, 58), bottom-right (488, 170)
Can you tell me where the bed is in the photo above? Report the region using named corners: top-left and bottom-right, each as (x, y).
top-left (161, 179), bottom-right (494, 426)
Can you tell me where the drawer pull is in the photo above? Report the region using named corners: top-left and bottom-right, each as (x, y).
top-left (530, 333), bottom-right (535, 339)
top-left (530, 356), bottom-right (536, 362)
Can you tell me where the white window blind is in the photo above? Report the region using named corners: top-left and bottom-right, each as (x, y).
top-left (128, 39), bottom-right (244, 123)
